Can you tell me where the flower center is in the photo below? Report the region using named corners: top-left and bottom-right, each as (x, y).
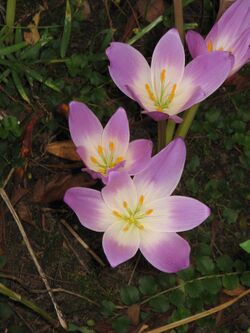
top-left (90, 141), bottom-right (124, 175)
top-left (145, 69), bottom-right (177, 112)
top-left (112, 195), bottom-right (154, 232)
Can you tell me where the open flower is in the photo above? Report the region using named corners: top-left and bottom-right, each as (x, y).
top-left (106, 28), bottom-right (233, 122)
top-left (186, 0), bottom-right (250, 76)
top-left (64, 138), bottom-right (210, 272)
top-left (69, 101), bottom-right (153, 183)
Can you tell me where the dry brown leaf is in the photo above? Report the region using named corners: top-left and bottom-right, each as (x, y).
top-left (76, 0), bottom-right (91, 20)
top-left (217, 0), bottom-right (235, 20)
top-left (137, 0), bottom-right (165, 23)
top-left (24, 7), bottom-right (45, 45)
top-left (46, 140), bottom-right (81, 161)
top-left (127, 304), bottom-right (140, 326)
top-left (17, 202), bottom-right (34, 225)
top-left (32, 173), bottom-right (96, 203)
top-left (222, 286), bottom-right (246, 296)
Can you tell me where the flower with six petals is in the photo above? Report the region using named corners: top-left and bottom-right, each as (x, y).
top-left (186, 0), bottom-right (250, 76)
top-left (64, 138), bottom-right (210, 273)
top-left (106, 28), bottom-right (233, 122)
top-left (68, 101), bottom-right (153, 183)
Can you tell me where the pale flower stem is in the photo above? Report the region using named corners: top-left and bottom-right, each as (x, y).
top-left (165, 119), bottom-right (176, 144)
top-left (157, 121), bottom-right (167, 151)
top-left (175, 103), bottom-right (200, 139)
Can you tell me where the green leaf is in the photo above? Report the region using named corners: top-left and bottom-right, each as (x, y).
top-left (222, 207), bottom-right (239, 224)
top-left (0, 41), bottom-right (27, 56)
top-left (222, 275), bottom-right (239, 290)
top-left (100, 300), bottom-right (115, 317)
top-left (216, 255), bottom-right (234, 272)
top-left (201, 277), bottom-right (222, 295)
top-left (240, 272), bottom-right (250, 287)
top-left (195, 243), bottom-right (212, 256)
top-left (157, 274), bottom-right (176, 288)
top-left (177, 266), bottom-right (195, 280)
top-left (112, 315), bottom-right (130, 333)
top-left (196, 256), bottom-right (215, 275)
top-left (234, 260), bottom-right (246, 272)
top-left (0, 256), bottom-right (7, 269)
top-left (0, 302), bottom-right (13, 320)
top-left (138, 276), bottom-right (158, 295)
top-left (169, 289), bottom-right (185, 307)
top-left (149, 295), bottom-right (169, 313)
top-left (60, 0), bottom-right (72, 58)
top-left (11, 70), bottom-right (30, 104)
top-left (240, 239), bottom-right (250, 253)
top-left (185, 280), bottom-right (203, 298)
top-left (120, 286), bottom-right (140, 305)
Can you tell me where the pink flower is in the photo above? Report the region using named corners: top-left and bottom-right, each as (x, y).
top-left (68, 101), bottom-right (153, 183)
top-left (186, 0), bottom-right (250, 76)
top-left (106, 28), bottom-right (233, 122)
top-left (64, 138), bottom-right (210, 273)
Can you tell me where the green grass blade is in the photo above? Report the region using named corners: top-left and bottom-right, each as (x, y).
top-left (14, 25), bottom-right (22, 43)
top-left (60, 0), bottom-right (71, 58)
top-left (11, 70), bottom-right (31, 103)
top-left (0, 68), bottom-right (11, 83)
top-left (5, 0), bottom-right (16, 43)
top-left (0, 41), bottom-right (27, 56)
top-left (24, 67), bottom-right (61, 92)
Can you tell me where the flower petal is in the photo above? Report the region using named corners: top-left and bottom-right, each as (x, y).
top-left (230, 27), bottom-right (250, 75)
top-left (102, 107), bottom-right (129, 157)
top-left (182, 51), bottom-right (234, 101)
top-left (102, 171), bottom-right (138, 212)
top-left (134, 138), bottom-right (186, 202)
top-left (125, 139), bottom-right (153, 174)
top-left (69, 101), bottom-right (102, 147)
top-left (106, 42), bottom-right (151, 100)
top-left (64, 187), bottom-right (113, 232)
top-left (186, 30), bottom-right (207, 58)
top-left (103, 223), bottom-right (140, 267)
top-left (151, 28), bottom-right (185, 94)
top-left (142, 196), bottom-right (210, 232)
top-left (143, 111), bottom-right (170, 121)
top-left (140, 230), bottom-right (190, 273)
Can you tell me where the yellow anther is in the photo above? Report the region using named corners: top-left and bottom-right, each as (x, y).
top-left (218, 46), bottom-right (224, 51)
top-left (207, 40), bottom-right (213, 52)
top-left (115, 156), bottom-right (124, 164)
top-left (156, 107), bottom-right (163, 112)
top-left (123, 201), bottom-right (128, 209)
top-left (97, 145), bottom-right (103, 155)
top-left (146, 209), bottom-right (153, 215)
top-left (123, 225), bottom-right (129, 232)
top-left (168, 84), bottom-right (177, 103)
top-left (109, 141), bottom-right (115, 151)
top-left (160, 69), bottom-right (166, 84)
top-left (145, 83), bottom-right (156, 102)
top-left (138, 224), bottom-right (144, 230)
top-left (113, 210), bottom-right (122, 218)
top-left (90, 156), bottom-right (98, 164)
top-left (139, 195), bottom-right (144, 205)
top-left (98, 168), bottom-right (106, 174)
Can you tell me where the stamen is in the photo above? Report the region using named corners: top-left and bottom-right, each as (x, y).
top-left (138, 224), bottom-right (144, 230)
top-left (90, 156), bottom-right (98, 164)
top-left (207, 40), bottom-right (213, 52)
top-left (145, 209), bottom-right (153, 215)
top-left (139, 195), bottom-right (144, 206)
top-left (97, 145), bottom-right (103, 155)
top-left (123, 201), bottom-right (128, 209)
top-left (168, 84), bottom-right (177, 103)
top-left (109, 141), bottom-right (115, 151)
top-left (156, 107), bottom-right (163, 112)
top-left (218, 47), bottom-right (224, 51)
top-left (123, 225), bottom-right (129, 232)
top-left (160, 69), bottom-right (166, 84)
top-left (115, 156), bottom-right (124, 164)
top-left (113, 210), bottom-right (122, 218)
top-left (98, 168), bottom-right (106, 174)
top-left (145, 83), bottom-right (156, 102)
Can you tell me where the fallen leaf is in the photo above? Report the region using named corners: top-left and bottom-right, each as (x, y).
top-left (17, 202), bottom-right (34, 225)
top-left (24, 11), bottom-right (41, 45)
top-left (76, 0), bottom-right (91, 20)
top-left (223, 286), bottom-right (246, 296)
top-left (127, 304), bottom-right (140, 326)
top-left (137, 0), bottom-right (165, 22)
top-left (32, 173), bottom-right (96, 203)
top-left (46, 140), bottom-right (81, 161)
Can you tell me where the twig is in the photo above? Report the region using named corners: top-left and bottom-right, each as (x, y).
top-left (103, 0), bottom-right (113, 31)
top-left (0, 188), bottom-right (68, 330)
top-left (128, 254), bottom-right (141, 285)
top-left (2, 167), bottom-right (15, 189)
top-left (146, 289), bottom-right (250, 332)
top-left (60, 219), bottom-right (105, 267)
top-left (173, 0), bottom-right (184, 43)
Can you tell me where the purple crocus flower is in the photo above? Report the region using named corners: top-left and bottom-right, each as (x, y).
top-left (64, 138), bottom-right (210, 273)
top-left (106, 28), bottom-right (233, 122)
top-left (186, 0), bottom-right (250, 76)
top-left (68, 101), bottom-right (153, 183)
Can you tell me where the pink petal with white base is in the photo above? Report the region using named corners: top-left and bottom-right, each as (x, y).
top-left (186, 31), bottom-right (207, 58)
top-left (140, 229), bottom-right (190, 273)
top-left (103, 223), bottom-right (140, 267)
top-left (125, 139), bottom-right (153, 174)
top-left (64, 188), bottom-right (113, 232)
